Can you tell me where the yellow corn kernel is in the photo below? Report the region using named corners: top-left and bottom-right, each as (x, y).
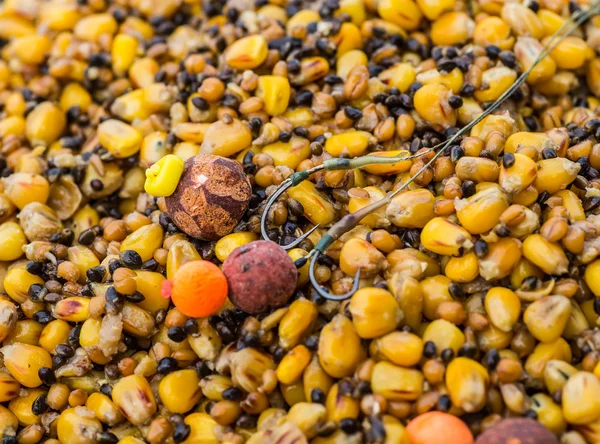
top-left (73, 13), bottom-right (118, 42)
top-left (445, 252), bottom-right (479, 283)
top-left (538, 9), bottom-right (565, 36)
top-left (215, 232), bottom-right (258, 263)
top-left (144, 154), bottom-right (184, 198)
top-left (256, 76), bottom-right (290, 116)
top-left (502, 3), bottom-right (544, 38)
top-left (325, 130), bottom-right (370, 157)
top-left (112, 33), bottom-right (139, 76)
top-left (9, 388), bottom-right (47, 426)
top-left (386, 188), bottom-right (435, 228)
top-left (261, 137), bottom-right (311, 169)
top-left (0, 115), bottom-right (25, 138)
top-left (336, 0), bottom-right (367, 25)
top-left (530, 393), bottom-right (566, 435)
top-left (553, 190), bottom-right (584, 222)
top-left (110, 89), bottom-right (149, 122)
top-left (562, 372), bottom-right (600, 425)
top-left (324, 383), bottom-right (360, 423)
top-left (57, 407), bottom-right (102, 444)
top-left (98, 119), bottom-right (143, 158)
top-left (166, 239), bottom-right (201, 280)
top-left (225, 35), bottom-right (268, 70)
top-left (371, 331), bottom-right (423, 367)
top-left (417, 68), bottom-right (464, 95)
top-left (514, 37), bottom-right (557, 84)
top-left (431, 12), bottom-right (475, 46)
top-left (333, 22), bottom-right (363, 55)
top-left (53, 297), bottom-right (91, 323)
top-left (536, 71), bottom-right (578, 96)
top-left (287, 9), bottom-right (320, 32)
top-left (4, 267), bottom-right (44, 304)
top-left (277, 345), bottom-right (312, 385)
top-left (318, 314), bottom-right (362, 378)
top-left (534, 157), bottom-right (580, 194)
top-left (0, 221), bottom-right (26, 261)
top-left (39, 320), bottom-right (71, 355)
top-left (0, 372), bottom-right (21, 402)
top-left (3, 319), bottom-right (43, 346)
top-left (120, 223), bottom-right (164, 262)
top-left (279, 297), bottom-right (318, 350)
top-left (361, 150), bottom-right (412, 175)
top-left (499, 153), bottom-right (538, 194)
top-left (140, 132), bottom-right (168, 168)
top-left (4, 34), bottom-right (51, 65)
top-left (474, 17), bottom-right (515, 50)
top-left (173, 142), bottom-right (199, 162)
top-left (446, 357), bottom-right (489, 412)
top-left (288, 249), bottom-right (309, 287)
top-left (483, 288), bottom-right (519, 336)
top-left (455, 186), bottom-right (509, 235)
top-left (504, 131), bottom-right (555, 154)
top-left (372, 361), bottom-right (423, 401)
top-left (200, 119), bottom-right (252, 157)
top-left (414, 83), bottom-right (457, 129)
top-left (523, 295), bottom-right (571, 342)
top-left (287, 181), bottom-right (336, 225)
top-left (379, 63), bottom-right (417, 92)
top-left (421, 217), bottom-right (473, 256)
top-left (301, 356), bottom-right (333, 406)
top-left (1, 343), bottom-right (52, 388)
top-left (377, 0), bottom-right (422, 30)
top-left (283, 107), bottom-right (315, 127)
top-left (129, 57), bottom-right (159, 88)
top-left (349, 287), bottom-right (402, 338)
top-left (59, 83), bottom-right (92, 112)
top-left (545, 36), bottom-right (592, 70)
top-left (348, 186), bottom-right (388, 228)
top-left (423, 319), bottom-right (465, 354)
top-left (420, 274), bottom-right (452, 320)
top-left (67, 246), bottom-right (100, 284)
top-left (416, 0), bottom-right (455, 20)
top-left (174, 415), bottom-right (216, 444)
top-left (40, 1), bottom-right (80, 31)
top-left (79, 318), bottom-right (110, 365)
top-left (479, 237), bottom-right (522, 280)
top-left (525, 338), bottom-right (572, 380)
top-left (25, 102), bottom-right (66, 146)
top-left (112, 375), bottom-right (157, 425)
top-left (85, 393), bottom-right (124, 426)
top-left (2, 173), bottom-right (50, 210)
top-left (134, 271), bottom-right (169, 315)
top-left (585, 259), bottom-right (600, 297)
top-left (588, 58), bottom-right (600, 98)
top-left (455, 157), bottom-right (500, 183)
top-left (475, 67), bottom-right (517, 102)
top-left (337, 50), bottom-right (368, 79)
top-left (158, 369), bottom-right (202, 414)
top-left (0, 298), bottom-right (17, 343)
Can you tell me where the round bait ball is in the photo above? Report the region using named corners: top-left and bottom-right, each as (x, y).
top-left (475, 418), bottom-right (558, 444)
top-left (165, 154), bottom-right (252, 240)
top-left (407, 412), bottom-right (473, 444)
top-left (222, 240), bottom-right (297, 314)
top-left (167, 260), bottom-right (228, 318)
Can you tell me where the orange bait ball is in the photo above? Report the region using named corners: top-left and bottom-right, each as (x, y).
top-left (406, 412), bottom-right (474, 444)
top-left (168, 260), bottom-right (228, 317)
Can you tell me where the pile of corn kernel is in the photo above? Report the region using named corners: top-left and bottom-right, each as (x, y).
top-left (2, 0), bottom-right (600, 442)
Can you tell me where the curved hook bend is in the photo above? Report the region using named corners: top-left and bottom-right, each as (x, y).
top-left (309, 250), bottom-right (361, 301)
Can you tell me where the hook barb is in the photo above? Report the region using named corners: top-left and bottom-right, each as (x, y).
top-left (280, 223), bottom-right (321, 250)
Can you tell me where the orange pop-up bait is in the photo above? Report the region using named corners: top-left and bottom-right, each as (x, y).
top-left (161, 260), bottom-right (228, 317)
